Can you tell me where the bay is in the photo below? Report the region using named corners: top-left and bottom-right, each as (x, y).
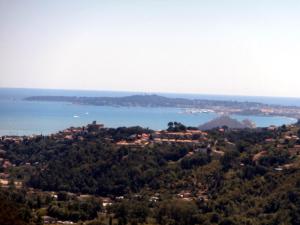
top-left (0, 88), bottom-right (297, 136)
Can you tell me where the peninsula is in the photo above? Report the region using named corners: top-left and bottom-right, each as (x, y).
top-left (25, 94), bottom-right (300, 118)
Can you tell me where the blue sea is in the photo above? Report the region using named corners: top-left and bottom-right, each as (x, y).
top-left (0, 88), bottom-right (298, 136)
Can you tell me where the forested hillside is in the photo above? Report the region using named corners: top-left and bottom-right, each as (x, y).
top-left (1, 123), bottom-right (300, 224)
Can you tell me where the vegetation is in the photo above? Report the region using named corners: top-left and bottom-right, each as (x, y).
top-left (1, 123), bottom-right (300, 224)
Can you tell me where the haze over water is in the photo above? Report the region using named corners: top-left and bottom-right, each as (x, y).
top-left (0, 88), bottom-right (297, 136)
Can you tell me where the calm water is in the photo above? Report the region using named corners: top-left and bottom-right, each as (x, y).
top-left (0, 88), bottom-right (298, 136)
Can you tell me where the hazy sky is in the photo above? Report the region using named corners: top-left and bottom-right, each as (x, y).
top-left (1, 0), bottom-right (300, 97)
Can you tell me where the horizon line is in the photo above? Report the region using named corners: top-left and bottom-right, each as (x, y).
top-left (1, 86), bottom-right (300, 100)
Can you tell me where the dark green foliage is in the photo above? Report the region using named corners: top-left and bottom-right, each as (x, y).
top-left (112, 200), bottom-right (149, 224)
top-left (5, 127), bottom-right (201, 196)
top-left (0, 190), bottom-right (32, 225)
top-left (155, 200), bottom-right (199, 225)
top-left (20, 134), bottom-right (166, 195)
top-left (239, 165), bottom-right (267, 179)
top-left (220, 150), bottom-right (240, 171)
top-left (167, 121), bottom-right (187, 132)
top-left (2, 124), bottom-right (300, 224)
top-left (258, 149), bottom-right (290, 167)
top-left (181, 152), bottom-right (210, 169)
top-left (47, 197), bottom-right (101, 222)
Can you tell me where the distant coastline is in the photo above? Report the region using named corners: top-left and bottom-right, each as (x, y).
top-left (1, 87), bottom-right (300, 105)
top-left (24, 94), bottom-right (300, 119)
top-left (0, 88), bottom-right (298, 136)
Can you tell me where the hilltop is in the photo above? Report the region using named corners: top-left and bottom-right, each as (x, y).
top-left (199, 116), bottom-right (256, 130)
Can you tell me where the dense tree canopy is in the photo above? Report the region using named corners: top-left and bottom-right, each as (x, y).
top-left (1, 124), bottom-right (300, 224)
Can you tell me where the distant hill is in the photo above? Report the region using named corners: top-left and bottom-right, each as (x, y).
top-left (24, 94), bottom-right (265, 108)
top-left (24, 94), bottom-right (300, 118)
top-left (199, 116), bottom-right (256, 130)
